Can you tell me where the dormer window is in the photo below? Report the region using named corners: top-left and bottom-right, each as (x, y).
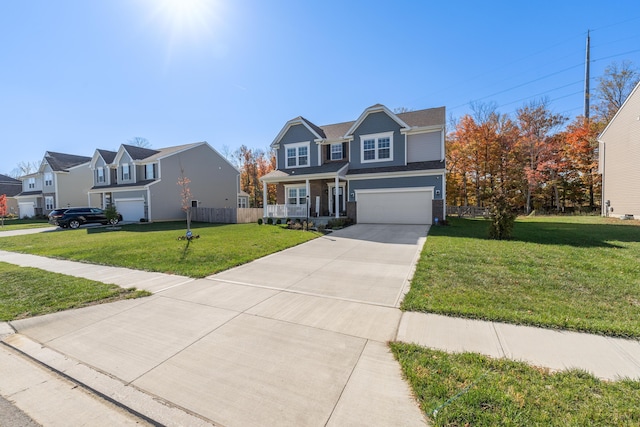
top-left (122, 163), bottom-right (130, 180)
top-left (286, 142), bottom-right (309, 168)
top-left (97, 168), bottom-right (105, 183)
top-left (145, 163), bottom-right (156, 180)
top-left (331, 144), bottom-right (343, 160)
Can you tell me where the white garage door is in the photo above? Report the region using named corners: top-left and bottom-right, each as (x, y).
top-left (115, 199), bottom-right (145, 222)
top-left (19, 203), bottom-right (35, 218)
top-left (356, 187), bottom-right (433, 225)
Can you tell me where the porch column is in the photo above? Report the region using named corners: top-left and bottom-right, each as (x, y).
top-left (306, 179), bottom-right (310, 218)
top-left (262, 182), bottom-right (267, 217)
top-left (334, 175), bottom-right (339, 218)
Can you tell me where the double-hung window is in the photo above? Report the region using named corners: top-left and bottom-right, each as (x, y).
top-left (361, 132), bottom-right (393, 163)
top-left (122, 163), bottom-right (130, 180)
top-left (44, 173), bottom-right (53, 186)
top-left (285, 142), bottom-right (309, 168)
top-left (145, 163), bottom-right (155, 179)
top-left (97, 168), bottom-right (105, 183)
top-left (27, 178), bottom-right (35, 189)
top-left (45, 196), bottom-right (54, 210)
top-left (331, 143), bottom-right (343, 160)
top-left (287, 187), bottom-right (307, 205)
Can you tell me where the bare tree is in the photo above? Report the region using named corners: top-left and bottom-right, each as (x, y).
top-left (393, 107), bottom-right (414, 114)
top-left (594, 60), bottom-right (640, 122)
top-left (10, 160), bottom-right (42, 177)
top-left (127, 137), bottom-right (152, 148)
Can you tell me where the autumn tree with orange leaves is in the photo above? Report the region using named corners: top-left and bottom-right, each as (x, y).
top-left (234, 145), bottom-right (275, 208)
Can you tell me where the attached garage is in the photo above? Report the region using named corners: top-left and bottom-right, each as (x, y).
top-left (115, 198), bottom-right (145, 222)
top-left (18, 202), bottom-right (35, 218)
top-left (356, 187), bottom-right (433, 225)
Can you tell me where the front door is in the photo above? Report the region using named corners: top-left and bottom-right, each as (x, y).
top-left (330, 186), bottom-right (344, 214)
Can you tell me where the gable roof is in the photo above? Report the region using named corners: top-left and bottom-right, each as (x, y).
top-left (271, 116), bottom-right (325, 147)
top-left (97, 149), bottom-right (117, 164)
top-left (345, 104), bottom-right (410, 136)
top-left (43, 151), bottom-right (91, 172)
top-left (121, 144), bottom-right (161, 160)
top-left (598, 80), bottom-right (640, 142)
top-left (0, 173), bottom-right (22, 197)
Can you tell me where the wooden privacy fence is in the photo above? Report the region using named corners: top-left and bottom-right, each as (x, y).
top-left (237, 208), bottom-right (263, 223)
top-left (191, 207), bottom-right (263, 224)
top-left (447, 205), bottom-right (490, 218)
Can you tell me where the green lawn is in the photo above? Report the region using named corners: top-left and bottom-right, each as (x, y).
top-left (0, 218), bottom-right (51, 231)
top-left (391, 342), bottom-right (640, 427)
top-left (0, 221), bottom-right (319, 278)
top-left (0, 262), bottom-right (150, 321)
top-left (402, 216), bottom-right (640, 338)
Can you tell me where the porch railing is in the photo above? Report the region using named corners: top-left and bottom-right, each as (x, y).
top-left (265, 204), bottom-right (308, 218)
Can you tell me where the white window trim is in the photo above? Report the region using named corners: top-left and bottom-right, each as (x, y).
top-left (97, 168), bottom-right (105, 183)
top-left (122, 163), bottom-right (130, 180)
top-left (44, 173), bottom-right (53, 186)
top-left (284, 185), bottom-right (307, 206)
top-left (330, 143), bottom-right (343, 160)
top-left (285, 141), bottom-right (310, 168)
top-left (360, 131), bottom-right (394, 163)
top-left (27, 177), bottom-right (36, 189)
top-left (238, 198), bottom-right (247, 208)
top-left (145, 163), bottom-right (155, 180)
top-left (327, 183), bottom-right (346, 214)
top-left (45, 196), bottom-right (54, 210)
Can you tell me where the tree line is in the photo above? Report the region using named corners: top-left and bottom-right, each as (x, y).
top-left (446, 61), bottom-right (639, 214)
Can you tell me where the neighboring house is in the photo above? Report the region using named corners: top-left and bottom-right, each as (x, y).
top-left (14, 152), bottom-right (92, 217)
top-left (88, 142), bottom-right (239, 222)
top-left (598, 81), bottom-right (640, 218)
top-left (238, 190), bottom-right (250, 208)
top-left (260, 104), bottom-right (446, 225)
top-left (0, 173), bottom-right (22, 216)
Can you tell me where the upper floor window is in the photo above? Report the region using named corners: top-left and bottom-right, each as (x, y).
top-left (286, 142), bottom-right (309, 168)
top-left (361, 132), bottom-right (393, 163)
top-left (27, 178), bottom-right (35, 189)
top-left (331, 143), bottom-right (343, 160)
top-left (122, 163), bottom-right (131, 180)
top-left (145, 163), bottom-right (155, 180)
top-left (44, 173), bottom-right (53, 186)
top-left (97, 168), bottom-right (105, 183)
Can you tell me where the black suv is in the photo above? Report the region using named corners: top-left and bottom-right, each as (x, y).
top-left (48, 207), bottom-right (123, 229)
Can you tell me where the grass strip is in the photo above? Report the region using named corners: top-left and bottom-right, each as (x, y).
top-left (391, 342), bottom-right (640, 427)
top-left (0, 262), bottom-right (150, 321)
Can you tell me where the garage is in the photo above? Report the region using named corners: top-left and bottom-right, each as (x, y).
top-left (19, 202), bottom-right (35, 218)
top-left (115, 198), bottom-right (145, 222)
top-left (356, 187), bottom-right (433, 225)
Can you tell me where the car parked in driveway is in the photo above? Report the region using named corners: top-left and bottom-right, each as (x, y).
top-left (48, 207), bottom-right (123, 229)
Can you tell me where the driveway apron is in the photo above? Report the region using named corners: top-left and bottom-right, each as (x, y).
top-left (7, 224), bottom-right (430, 426)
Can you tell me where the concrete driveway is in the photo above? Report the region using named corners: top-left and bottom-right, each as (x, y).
top-left (7, 224), bottom-right (429, 426)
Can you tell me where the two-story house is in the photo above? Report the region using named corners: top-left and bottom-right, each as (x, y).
top-left (260, 104), bottom-right (446, 225)
top-left (14, 152), bottom-right (92, 217)
top-left (598, 80), bottom-right (640, 218)
top-left (88, 142), bottom-right (239, 222)
top-left (0, 174), bottom-right (22, 216)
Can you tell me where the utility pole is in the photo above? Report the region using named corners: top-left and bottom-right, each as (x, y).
top-left (584, 30), bottom-right (590, 120)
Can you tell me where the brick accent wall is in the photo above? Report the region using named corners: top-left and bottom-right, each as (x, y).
top-left (432, 199), bottom-right (444, 223)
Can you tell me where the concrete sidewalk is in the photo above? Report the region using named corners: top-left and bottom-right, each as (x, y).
top-left (1, 224), bottom-right (640, 426)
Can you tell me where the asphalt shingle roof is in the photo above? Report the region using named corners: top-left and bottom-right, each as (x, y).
top-left (97, 149), bottom-right (117, 164)
top-left (122, 144), bottom-right (161, 161)
top-left (346, 160), bottom-right (445, 175)
top-left (0, 174), bottom-right (21, 197)
top-left (45, 152), bottom-right (92, 171)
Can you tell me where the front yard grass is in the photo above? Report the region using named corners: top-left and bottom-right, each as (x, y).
top-left (0, 218), bottom-right (51, 231)
top-left (0, 222), bottom-right (319, 278)
top-left (391, 342), bottom-right (640, 427)
top-left (0, 262), bottom-right (150, 321)
top-left (402, 216), bottom-right (640, 338)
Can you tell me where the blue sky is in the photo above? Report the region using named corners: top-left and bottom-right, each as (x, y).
top-left (1, 0), bottom-right (639, 175)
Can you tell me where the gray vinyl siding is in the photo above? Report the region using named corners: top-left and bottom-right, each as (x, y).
top-left (276, 124), bottom-right (319, 169)
top-left (407, 131), bottom-right (442, 162)
top-left (118, 152), bottom-right (135, 184)
top-left (347, 175), bottom-right (443, 202)
top-left (93, 157), bottom-right (109, 187)
top-left (599, 84), bottom-right (640, 217)
top-left (42, 164), bottom-right (55, 193)
top-left (148, 143), bottom-right (239, 221)
top-left (349, 112), bottom-right (405, 170)
top-left (55, 163), bottom-right (93, 209)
